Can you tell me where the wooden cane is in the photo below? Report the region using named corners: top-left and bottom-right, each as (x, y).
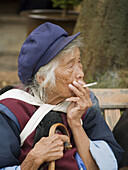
top-left (48, 123), bottom-right (72, 170)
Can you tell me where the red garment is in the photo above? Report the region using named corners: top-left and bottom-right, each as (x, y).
top-left (1, 98), bottom-right (86, 169)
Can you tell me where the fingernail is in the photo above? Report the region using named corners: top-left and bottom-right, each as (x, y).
top-left (69, 84), bottom-right (73, 88)
top-left (73, 81), bottom-right (78, 85)
top-left (78, 80), bottom-right (85, 85)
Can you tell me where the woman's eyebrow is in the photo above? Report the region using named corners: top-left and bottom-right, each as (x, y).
top-left (64, 56), bottom-right (76, 64)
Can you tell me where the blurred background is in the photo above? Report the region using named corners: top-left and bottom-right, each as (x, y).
top-left (0, 0), bottom-right (80, 88)
top-left (0, 0), bottom-right (127, 88)
top-left (0, 1), bottom-right (128, 168)
top-left (0, 0), bottom-right (26, 87)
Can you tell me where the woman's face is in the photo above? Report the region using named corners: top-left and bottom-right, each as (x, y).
top-left (47, 47), bottom-right (84, 104)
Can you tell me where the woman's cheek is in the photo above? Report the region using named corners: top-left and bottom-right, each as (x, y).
top-left (67, 67), bottom-right (74, 73)
top-left (64, 68), bottom-right (74, 78)
top-left (61, 72), bottom-right (74, 84)
top-left (55, 67), bottom-right (74, 84)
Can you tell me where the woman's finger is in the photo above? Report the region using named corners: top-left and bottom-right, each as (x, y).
top-left (46, 151), bottom-right (64, 162)
top-left (66, 97), bottom-right (80, 102)
top-left (68, 84), bottom-right (85, 99)
top-left (42, 134), bottom-right (69, 144)
top-left (49, 145), bottom-right (64, 153)
top-left (69, 81), bottom-right (90, 100)
top-left (73, 81), bottom-right (90, 98)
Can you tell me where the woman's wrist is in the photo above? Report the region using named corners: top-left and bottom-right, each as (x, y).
top-left (21, 149), bottom-right (44, 170)
top-left (68, 118), bottom-right (82, 130)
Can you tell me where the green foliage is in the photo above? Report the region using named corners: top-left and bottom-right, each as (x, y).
top-left (52, 0), bottom-right (83, 9)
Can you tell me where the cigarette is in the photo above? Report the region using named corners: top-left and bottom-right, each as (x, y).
top-left (82, 82), bottom-right (97, 87)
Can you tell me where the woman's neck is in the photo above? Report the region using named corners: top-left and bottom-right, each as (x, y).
top-left (46, 93), bottom-right (65, 105)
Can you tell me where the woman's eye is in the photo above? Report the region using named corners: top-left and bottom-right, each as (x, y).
top-left (78, 60), bottom-right (81, 64)
top-left (68, 63), bottom-right (73, 68)
top-left (78, 60), bottom-right (83, 68)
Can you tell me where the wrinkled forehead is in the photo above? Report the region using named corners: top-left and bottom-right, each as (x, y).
top-left (59, 47), bottom-right (81, 64)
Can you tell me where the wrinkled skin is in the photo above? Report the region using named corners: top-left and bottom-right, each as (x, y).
top-left (51, 47), bottom-right (92, 127)
top-left (47, 47), bottom-right (86, 103)
top-left (21, 47), bottom-right (98, 170)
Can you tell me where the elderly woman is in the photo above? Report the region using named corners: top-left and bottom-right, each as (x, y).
top-left (0, 22), bottom-right (123, 170)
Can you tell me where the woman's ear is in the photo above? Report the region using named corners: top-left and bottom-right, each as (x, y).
top-left (36, 74), bottom-right (45, 84)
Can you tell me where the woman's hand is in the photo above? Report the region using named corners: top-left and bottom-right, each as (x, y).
top-left (21, 134), bottom-right (69, 170)
top-left (66, 80), bottom-right (92, 128)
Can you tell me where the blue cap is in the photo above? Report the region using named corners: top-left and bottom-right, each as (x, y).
top-left (18, 22), bottom-right (80, 84)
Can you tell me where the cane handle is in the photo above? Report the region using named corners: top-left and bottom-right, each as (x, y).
top-left (48, 123), bottom-right (72, 170)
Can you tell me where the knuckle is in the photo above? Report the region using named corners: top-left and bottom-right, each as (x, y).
top-left (77, 97), bottom-right (81, 102)
top-left (58, 146), bottom-right (64, 152)
top-left (67, 114), bottom-right (73, 120)
top-left (61, 146), bottom-right (64, 151)
top-left (40, 137), bottom-right (46, 142)
top-left (53, 134), bottom-right (59, 139)
top-left (40, 137), bottom-right (49, 145)
top-left (59, 152), bottom-right (63, 158)
top-left (77, 106), bottom-right (81, 111)
top-left (60, 145), bottom-right (64, 151)
top-left (79, 92), bottom-right (84, 98)
top-left (59, 140), bottom-right (63, 146)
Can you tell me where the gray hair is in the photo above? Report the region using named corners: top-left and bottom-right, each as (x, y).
top-left (24, 37), bottom-right (83, 103)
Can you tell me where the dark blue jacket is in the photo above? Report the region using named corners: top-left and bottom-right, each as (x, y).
top-left (0, 91), bottom-right (124, 168)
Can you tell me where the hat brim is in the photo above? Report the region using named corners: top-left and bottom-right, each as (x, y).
top-left (33, 32), bottom-right (81, 75)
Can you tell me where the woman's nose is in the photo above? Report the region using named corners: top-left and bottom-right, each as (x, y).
top-left (75, 66), bottom-right (84, 80)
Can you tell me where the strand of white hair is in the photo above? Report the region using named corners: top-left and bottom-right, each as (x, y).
top-left (23, 37), bottom-right (83, 103)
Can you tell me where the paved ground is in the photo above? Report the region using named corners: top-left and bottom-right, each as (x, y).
top-left (0, 14), bottom-right (27, 88)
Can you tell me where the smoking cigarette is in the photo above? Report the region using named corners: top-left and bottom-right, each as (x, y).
top-left (82, 82), bottom-right (97, 87)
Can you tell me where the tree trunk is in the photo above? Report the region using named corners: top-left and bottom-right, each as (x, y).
top-left (74, 0), bottom-right (128, 87)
